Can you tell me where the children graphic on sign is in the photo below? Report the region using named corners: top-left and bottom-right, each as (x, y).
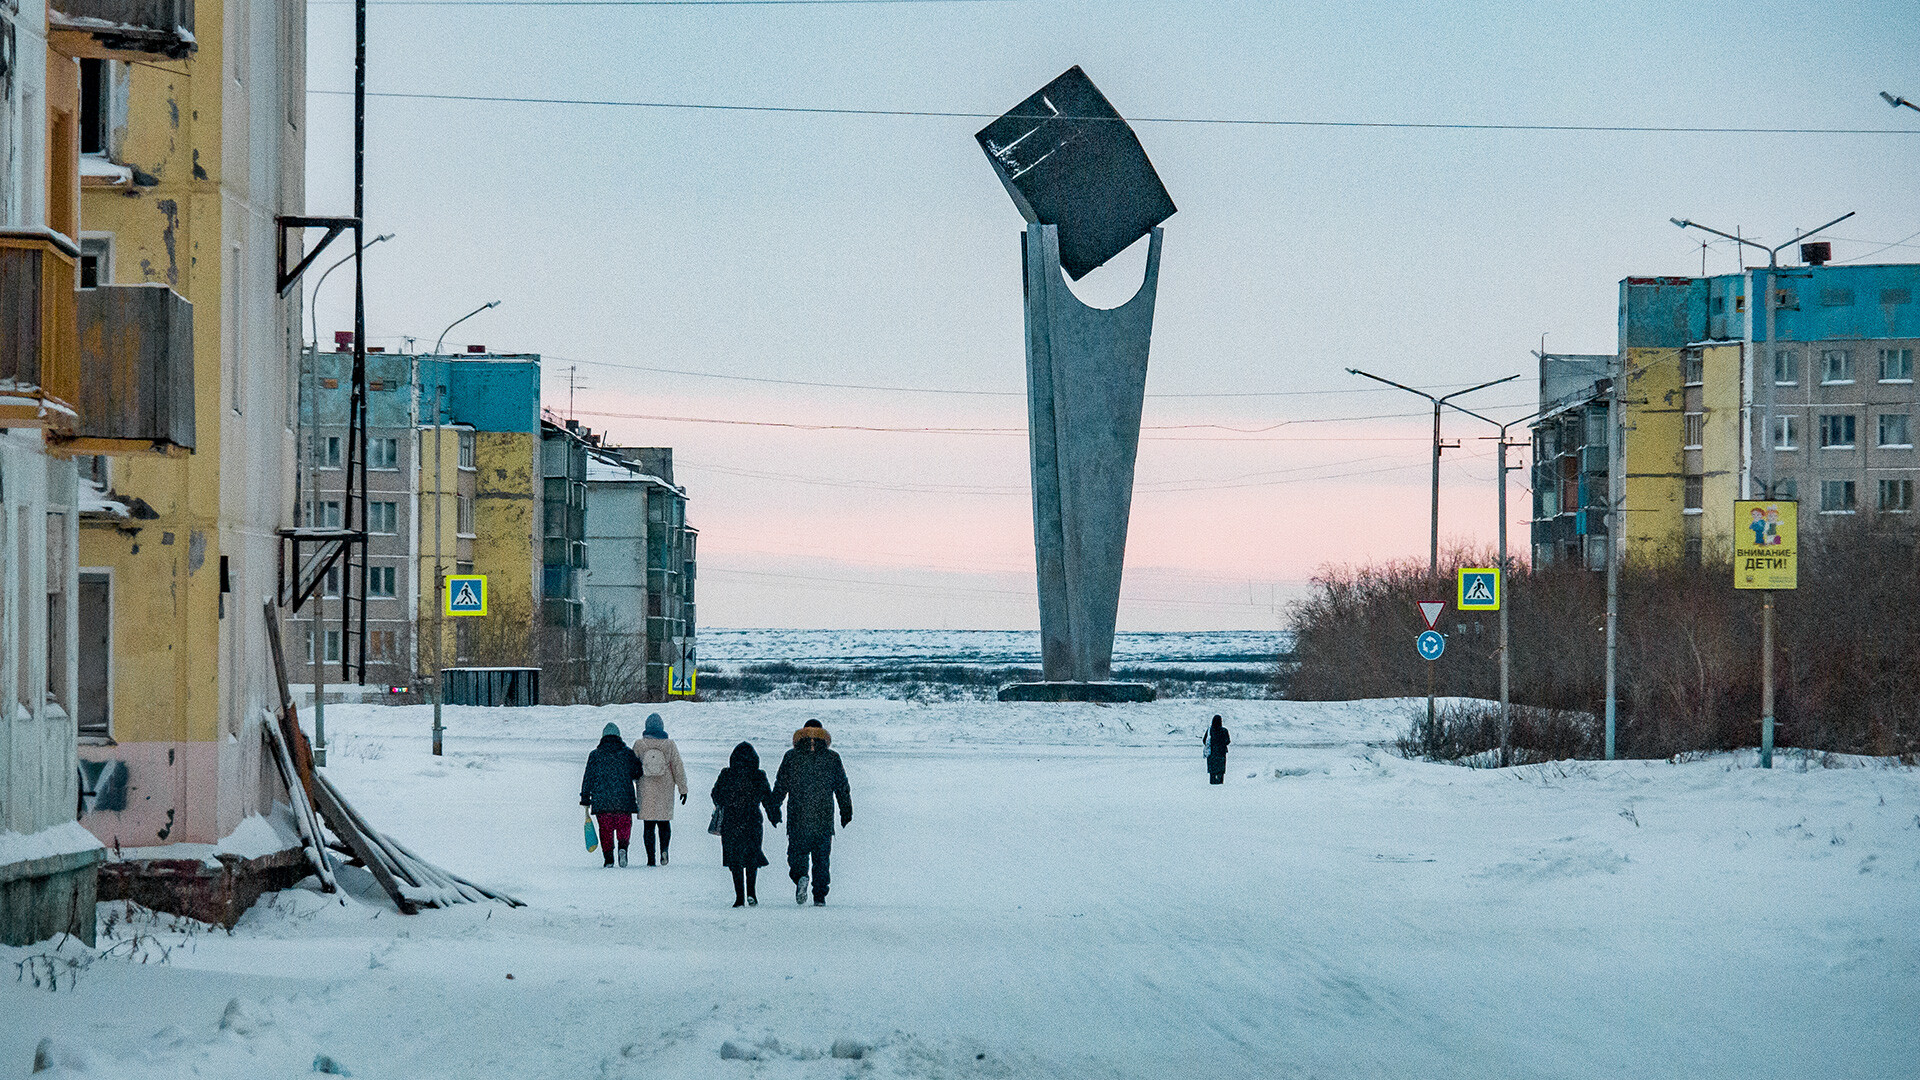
top-left (1749, 506), bottom-right (1768, 548)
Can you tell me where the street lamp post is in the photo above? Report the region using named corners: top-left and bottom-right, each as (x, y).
top-left (301, 232), bottom-right (391, 767)
top-left (1345, 369), bottom-right (1521, 730)
top-left (425, 302), bottom-right (500, 756)
top-left (1442, 401), bottom-right (1541, 768)
top-left (1671, 212), bottom-right (1854, 768)
top-left (1881, 91), bottom-right (1919, 113)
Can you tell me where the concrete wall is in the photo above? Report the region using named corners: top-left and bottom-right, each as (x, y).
top-left (75, 0), bottom-right (304, 848)
top-left (471, 432), bottom-right (540, 654)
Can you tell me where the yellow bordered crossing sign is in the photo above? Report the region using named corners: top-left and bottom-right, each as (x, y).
top-left (667, 665), bottom-right (696, 697)
top-left (1457, 568), bottom-right (1500, 611)
top-left (445, 574), bottom-right (489, 616)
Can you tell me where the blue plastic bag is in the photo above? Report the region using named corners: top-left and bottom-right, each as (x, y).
top-left (584, 808), bottom-right (599, 853)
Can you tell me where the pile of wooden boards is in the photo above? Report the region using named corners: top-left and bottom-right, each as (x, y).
top-left (262, 603), bottom-right (522, 915)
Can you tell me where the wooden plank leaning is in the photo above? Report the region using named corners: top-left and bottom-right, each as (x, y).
top-left (260, 714), bottom-right (336, 892)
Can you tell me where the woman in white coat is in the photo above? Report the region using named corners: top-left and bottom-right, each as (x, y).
top-left (633, 713), bottom-right (688, 865)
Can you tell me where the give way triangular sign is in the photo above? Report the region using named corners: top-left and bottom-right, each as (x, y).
top-left (1418, 601), bottom-right (1445, 629)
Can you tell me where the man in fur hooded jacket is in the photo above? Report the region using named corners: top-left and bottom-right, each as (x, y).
top-left (771, 720), bottom-right (853, 906)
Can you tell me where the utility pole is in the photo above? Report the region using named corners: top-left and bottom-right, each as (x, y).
top-left (1672, 212), bottom-right (1853, 768)
top-left (425, 303), bottom-right (498, 756)
top-left (1347, 369), bottom-right (1520, 730)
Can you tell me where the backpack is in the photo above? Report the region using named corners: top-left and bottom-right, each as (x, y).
top-left (641, 745), bottom-right (668, 778)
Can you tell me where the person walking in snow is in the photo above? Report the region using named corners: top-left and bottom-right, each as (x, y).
top-left (711, 741), bottom-right (782, 907)
top-left (633, 713), bottom-right (688, 866)
top-left (1203, 715), bottom-right (1231, 785)
top-left (580, 722), bottom-right (642, 867)
top-left (771, 720), bottom-right (852, 906)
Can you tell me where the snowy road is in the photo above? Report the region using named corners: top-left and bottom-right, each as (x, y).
top-left (7, 698), bottom-right (1918, 1078)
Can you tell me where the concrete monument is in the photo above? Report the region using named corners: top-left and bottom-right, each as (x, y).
top-left (976, 67), bottom-right (1175, 703)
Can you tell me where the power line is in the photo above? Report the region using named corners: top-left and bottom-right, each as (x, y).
top-left (317, 0), bottom-right (1007, 4)
top-left (544, 352), bottom-right (1517, 400)
top-left (305, 88), bottom-right (1920, 136)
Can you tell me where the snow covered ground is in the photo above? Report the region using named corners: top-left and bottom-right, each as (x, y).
top-left (6, 697), bottom-right (1917, 1078)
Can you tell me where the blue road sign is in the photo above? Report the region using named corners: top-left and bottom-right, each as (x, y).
top-left (1416, 630), bottom-right (1445, 661)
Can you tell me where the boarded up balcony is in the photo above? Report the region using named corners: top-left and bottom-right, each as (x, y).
top-left (65, 284), bottom-right (195, 454)
top-left (0, 230), bottom-right (81, 430)
top-left (49, 0), bottom-right (197, 61)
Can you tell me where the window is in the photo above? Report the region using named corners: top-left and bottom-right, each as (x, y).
top-left (79, 59), bottom-right (110, 155)
top-left (456, 560), bottom-right (474, 576)
top-left (1684, 537), bottom-right (1703, 566)
top-left (79, 236), bottom-right (111, 289)
top-left (305, 627), bottom-right (342, 664)
top-left (1681, 352), bottom-right (1703, 385)
top-left (1683, 412), bottom-right (1704, 449)
top-left (1773, 349), bottom-right (1798, 386)
top-left (1684, 476), bottom-right (1703, 512)
top-left (369, 565), bottom-right (397, 598)
top-left (1821, 350), bottom-right (1854, 384)
top-left (458, 431), bottom-right (476, 470)
top-left (322, 565), bottom-right (341, 598)
top-left (457, 494), bottom-right (475, 536)
top-left (308, 500), bottom-right (342, 528)
top-left (1881, 348), bottom-right (1914, 382)
top-left (1882, 288), bottom-right (1913, 306)
top-left (1820, 288), bottom-right (1855, 308)
top-left (369, 501), bottom-right (397, 534)
top-left (1879, 414), bottom-right (1911, 448)
top-left (1773, 478), bottom-right (1797, 501)
top-left (370, 629), bottom-right (398, 661)
top-left (1880, 479), bottom-right (1914, 512)
top-left (370, 437), bottom-right (399, 469)
top-left (320, 435), bottom-right (341, 468)
top-left (1819, 414), bottom-right (1856, 449)
top-left (1773, 415), bottom-right (1799, 450)
top-left (1820, 479), bottom-right (1857, 513)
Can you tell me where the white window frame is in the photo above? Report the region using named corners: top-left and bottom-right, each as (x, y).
top-left (1879, 478), bottom-right (1914, 513)
top-left (1683, 412), bottom-right (1704, 449)
top-left (458, 430), bottom-right (477, 471)
top-left (1881, 348), bottom-right (1914, 384)
top-left (369, 500), bottom-right (398, 534)
top-left (456, 493), bottom-right (476, 537)
top-left (368, 564), bottom-right (397, 598)
top-left (369, 436), bottom-right (399, 470)
top-left (1818, 414), bottom-right (1856, 450)
top-left (1820, 349), bottom-right (1855, 385)
top-left (1683, 475), bottom-right (1704, 514)
top-left (1877, 414), bottom-right (1912, 450)
top-left (1773, 414), bottom-right (1798, 451)
top-left (1820, 479), bottom-right (1857, 514)
top-left (1773, 349), bottom-right (1798, 387)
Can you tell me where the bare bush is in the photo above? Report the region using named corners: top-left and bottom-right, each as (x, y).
top-left (1291, 519), bottom-right (1920, 759)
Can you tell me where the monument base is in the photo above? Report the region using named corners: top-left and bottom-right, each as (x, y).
top-left (997, 681), bottom-right (1156, 703)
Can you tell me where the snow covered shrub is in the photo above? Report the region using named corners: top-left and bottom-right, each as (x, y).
top-left (1397, 701), bottom-right (1599, 766)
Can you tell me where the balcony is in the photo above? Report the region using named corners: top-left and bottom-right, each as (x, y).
top-left (48, 0), bottom-right (196, 61)
top-left (0, 230), bottom-right (81, 430)
top-left (62, 284), bottom-right (194, 454)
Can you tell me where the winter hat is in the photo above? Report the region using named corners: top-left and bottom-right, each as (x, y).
top-left (644, 714), bottom-right (667, 739)
top-left (602, 722), bottom-right (621, 738)
top-left (729, 741), bottom-right (759, 769)
top-left (792, 720), bottom-right (831, 747)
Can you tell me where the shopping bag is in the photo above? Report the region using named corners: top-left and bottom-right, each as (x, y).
top-left (707, 805), bottom-right (725, 836)
top-left (584, 808), bottom-right (599, 852)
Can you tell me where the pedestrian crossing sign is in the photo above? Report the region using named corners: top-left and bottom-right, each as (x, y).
top-left (445, 574), bottom-right (488, 616)
top-left (667, 665), bottom-right (696, 697)
top-left (1457, 568), bottom-right (1500, 611)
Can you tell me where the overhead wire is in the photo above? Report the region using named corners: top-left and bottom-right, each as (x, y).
top-left (305, 88), bottom-right (1920, 136)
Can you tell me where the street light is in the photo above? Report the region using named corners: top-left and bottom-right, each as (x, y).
top-left (309, 233), bottom-right (394, 352)
top-left (1344, 369), bottom-right (1521, 575)
top-left (1441, 398), bottom-right (1541, 768)
top-left (433, 300), bottom-right (501, 357)
top-left (424, 300), bottom-right (499, 757)
top-left (1881, 91), bottom-right (1918, 113)
top-left (1671, 212), bottom-right (1853, 769)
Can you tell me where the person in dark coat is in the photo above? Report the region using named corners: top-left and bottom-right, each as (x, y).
top-left (1204, 715), bottom-right (1231, 785)
top-left (579, 722), bottom-right (642, 866)
top-left (771, 720), bottom-right (852, 906)
top-left (710, 741), bottom-right (782, 907)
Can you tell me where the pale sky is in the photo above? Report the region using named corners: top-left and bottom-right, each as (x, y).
top-left (304, 0), bottom-right (1920, 629)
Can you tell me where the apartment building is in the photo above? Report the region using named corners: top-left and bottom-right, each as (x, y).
top-left (1532, 260), bottom-right (1920, 567)
top-left (584, 443), bottom-right (697, 700)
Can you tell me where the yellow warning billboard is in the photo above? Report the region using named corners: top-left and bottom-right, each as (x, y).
top-left (1733, 500), bottom-right (1796, 590)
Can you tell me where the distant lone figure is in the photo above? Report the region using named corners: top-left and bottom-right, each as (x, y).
top-left (711, 741), bottom-right (781, 907)
top-left (580, 722), bottom-right (641, 867)
top-left (1204, 715), bottom-right (1231, 785)
top-left (633, 713), bottom-right (688, 866)
top-left (772, 720), bottom-right (852, 906)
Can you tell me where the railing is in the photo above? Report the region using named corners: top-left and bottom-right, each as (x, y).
top-left (68, 283), bottom-right (195, 451)
top-left (48, 0), bottom-right (196, 59)
top-left (0, 231), bottom-right (81, 429)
